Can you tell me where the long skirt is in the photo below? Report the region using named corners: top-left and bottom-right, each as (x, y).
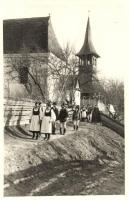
top-left (92, 110), bottom-right (101, 123)
top-left (29, 115), bottom-right (40, 132)
top-left (41, 116), bottom-right (52, 134)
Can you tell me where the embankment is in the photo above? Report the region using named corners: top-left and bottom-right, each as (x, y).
top-left (5, 124), bottom-right (124, 175)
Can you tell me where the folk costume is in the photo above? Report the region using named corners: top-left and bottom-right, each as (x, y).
top-left (81, 106), bottom-right (87, 122)
top-left (29, 103), bottom-right (41, 139)
top-left (51, 102), bottom-right (59, 134)
top-left (91, 105), bottom-right (101, 123)
top-left (86, 105), bottom-right (93, 122)
top-left (58, 104), bottom-right (68, 135)
top-left (41, 104), bottom-right (56, 140)
top-left (72, 106), bottom-right (80, 130)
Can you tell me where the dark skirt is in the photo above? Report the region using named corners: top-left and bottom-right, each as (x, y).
top-left (92, 108), bottom-right (101, 123)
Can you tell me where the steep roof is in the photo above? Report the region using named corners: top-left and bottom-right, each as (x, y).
top-left (76, 17), bottom-right (100, 58)
top-left (3, 16), bottom-right (64, 60)
top-left (48, 19), bottom-right (65, 60)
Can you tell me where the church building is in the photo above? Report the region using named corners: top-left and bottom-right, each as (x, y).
top-left (3, 16), bottom-right (64, 101)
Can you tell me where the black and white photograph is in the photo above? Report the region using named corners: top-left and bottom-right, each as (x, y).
top-left (1, 0), bottom-right (128, 198)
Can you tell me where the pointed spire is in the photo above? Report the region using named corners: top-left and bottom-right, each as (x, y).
top-left (77, 17), bottom-right (100, 58)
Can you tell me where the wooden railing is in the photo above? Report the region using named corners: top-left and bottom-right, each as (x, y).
top-left (4, 99), bottom-right (35, 126)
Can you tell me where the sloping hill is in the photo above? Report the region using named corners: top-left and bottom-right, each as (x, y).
top-left (4, 123), bottom-right (124, 195)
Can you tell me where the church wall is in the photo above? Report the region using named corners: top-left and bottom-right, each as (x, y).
top-left (4, 53), bottom-right (49, 100)
top-left (4, 52), bottom-right (64, 102)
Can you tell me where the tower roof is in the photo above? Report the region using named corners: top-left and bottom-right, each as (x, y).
top-left (76, 17), bottom-right (100, 58)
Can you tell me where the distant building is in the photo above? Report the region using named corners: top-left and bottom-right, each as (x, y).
top-left (3, 16), bottom-right (64, 101)
top-left (76, 17), bottom-right (100, 100)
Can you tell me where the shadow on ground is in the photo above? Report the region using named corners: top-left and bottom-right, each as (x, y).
top-left (4, 125), bottom-right (32, 140)
top-left (4, 157), bottom-right (124, 196)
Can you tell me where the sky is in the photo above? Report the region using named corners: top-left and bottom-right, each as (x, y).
top-left (1, 0), bottom-right (129, 81)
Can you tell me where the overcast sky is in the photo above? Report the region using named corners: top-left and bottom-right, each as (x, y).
top-left (1, 0), bottom-right (129, 81)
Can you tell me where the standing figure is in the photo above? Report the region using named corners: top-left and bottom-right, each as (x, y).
top-left (87, 105), bottom-right (93, 122)
top-left (81, 106), bottom-right (87, 122)
top-left (72, 105), bottom-right (80, 130)
top-left (58, 103), bottom-right (68, 135)
top-left (40, 102), bottom-right (56, 140)
top-left (51, 102), bottom-right (59, 134)
top-left (38, 101), bottom-right (44, 138)
top-left (29, 102), bottom-right (41, 139)
top-left (91, 105), bottom-right (101, 123)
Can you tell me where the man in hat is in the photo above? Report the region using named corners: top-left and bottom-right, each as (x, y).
top-left (58, 102), bottom-right (68, 135)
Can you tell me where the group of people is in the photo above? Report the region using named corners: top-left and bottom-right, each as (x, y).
top-left (29, 101), bottom-right (101, 141)
top-left (29, 101), bottom-right (68, 140)
top-left (80, 104), bottom-right (101, 123)
top-left (72, 104), bottom-right (101, 130)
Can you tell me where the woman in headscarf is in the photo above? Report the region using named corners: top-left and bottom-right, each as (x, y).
top-left (29, 101), bottom-right (41, 139)
top-left (91, 105), bottom-right (101, 123)
top-left (40, 101), bottom-right (56, 140)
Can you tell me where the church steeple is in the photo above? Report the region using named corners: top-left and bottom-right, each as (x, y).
top-left (76, 17), bottom-right (100, 99)
top-left (77, 17), bottom-right (99, 58)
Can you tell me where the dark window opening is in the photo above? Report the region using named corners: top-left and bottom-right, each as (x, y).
top-left (19, 67), bottom-right (28, 84)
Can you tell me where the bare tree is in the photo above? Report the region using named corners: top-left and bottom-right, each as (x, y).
top-left (5, 43), bottom-right (98, 102)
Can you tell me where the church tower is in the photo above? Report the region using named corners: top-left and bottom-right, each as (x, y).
top-left (76, 17), bottom-right (100, 99)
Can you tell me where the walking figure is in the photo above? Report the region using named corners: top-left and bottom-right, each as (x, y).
top-left (40, 102), bottom-right (56, 140)
top-left (58, 103), bottom-right (68, 135)
top-left (72, 105), bottom-right (80, 130)
top-left (29, 101), bottom-right (41, 139)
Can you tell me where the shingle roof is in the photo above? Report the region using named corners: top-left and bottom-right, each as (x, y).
top-left (76, 17), bottom-right (100, 58)
top-left (3, 16), bottom-right (64, 60)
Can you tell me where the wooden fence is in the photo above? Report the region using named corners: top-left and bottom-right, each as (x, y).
top-left (4, 99), bottom-right (35, 126)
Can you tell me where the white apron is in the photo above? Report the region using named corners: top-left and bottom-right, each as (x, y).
top-left (29, 108), bottom-right (40, 132)
top-left (40, 108), bottom-right (56, 134)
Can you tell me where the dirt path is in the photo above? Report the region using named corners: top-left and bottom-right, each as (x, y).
top-left (4, 123), bottom-right (125, 196)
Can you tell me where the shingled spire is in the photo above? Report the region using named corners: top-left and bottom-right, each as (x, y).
top-left (76, 17), bottom-right (100, 99)
top-left (77, 17), bottom-right (99, 58)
